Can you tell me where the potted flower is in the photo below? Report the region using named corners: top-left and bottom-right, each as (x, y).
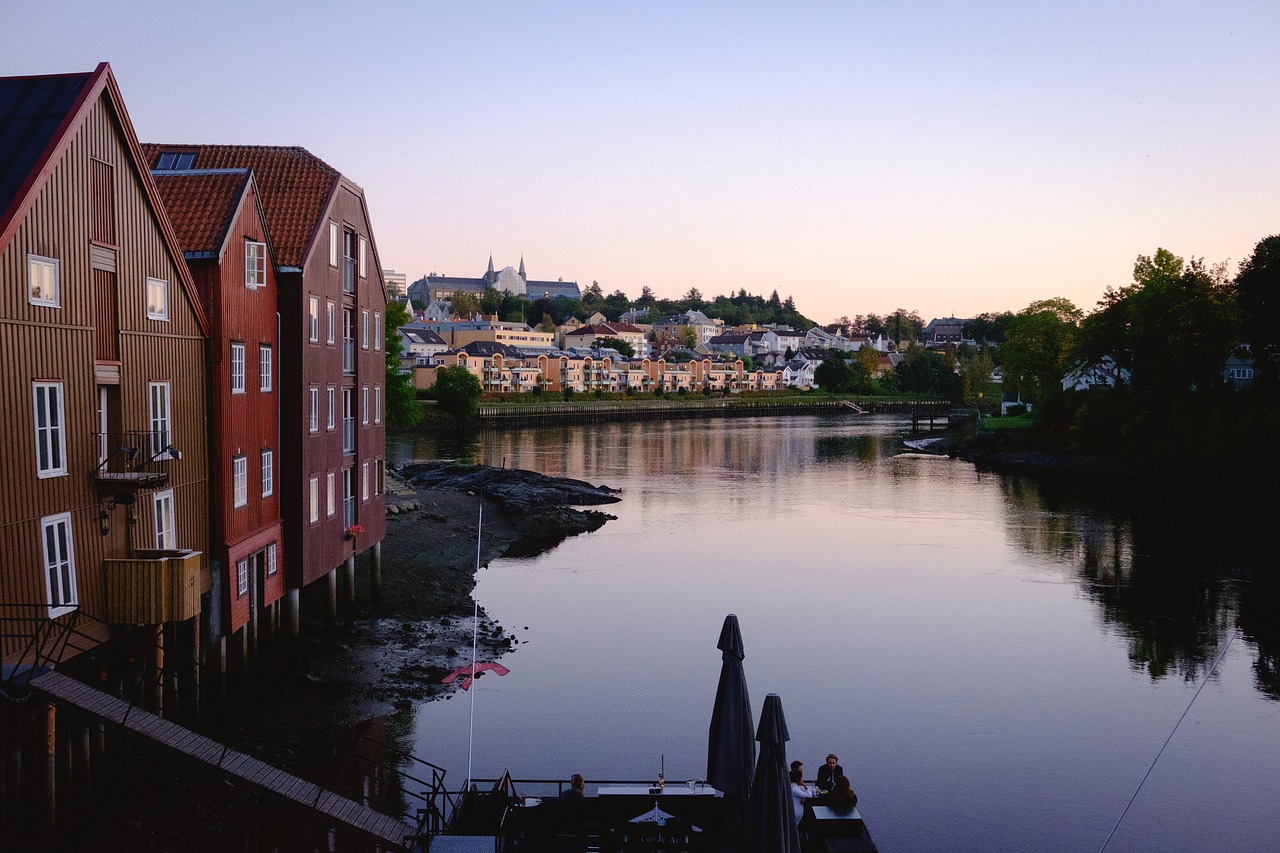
top-left (344, 523), bottom-right (365, 541)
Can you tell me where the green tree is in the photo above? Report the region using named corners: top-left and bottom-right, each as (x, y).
top-left (595, 336), bottom-right (635, 357)
top-left (539, 313), bottom-right (557, 333)
top-left (451, 291), bottom-right (478, 318)
top-left (583, 281), bottom-right (604, 305)
top-left (681, 327), bottom-right (698, 349)
top-left (999, 298), bottom-right (1082, 404)
top-left (433, 365), bottom-right (481, 420)
top-left (1235, 234), bottom-right (1280, 383)
top-left (383, 300), bottom-right (421, 429)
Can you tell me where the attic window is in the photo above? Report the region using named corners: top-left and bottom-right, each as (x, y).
top-left (154, 152), bottom-right (196, 170)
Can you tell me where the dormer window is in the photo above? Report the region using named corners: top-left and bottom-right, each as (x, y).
top-left (245, 240), bottom-right (267, 289)
top-left (154, 151), bottom-right (196, 170)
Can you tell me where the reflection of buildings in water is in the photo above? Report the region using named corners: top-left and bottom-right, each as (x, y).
top-left (994, 476), bottom-right (1273, 687)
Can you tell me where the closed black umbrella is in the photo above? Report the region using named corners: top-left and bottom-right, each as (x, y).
top-left (707, 613), bottom-right (755, 835)
top-left (744, 693), bottom-right (800, 853)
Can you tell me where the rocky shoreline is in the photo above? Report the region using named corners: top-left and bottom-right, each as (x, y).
top-left (287, 462), bottom-right (620, 720)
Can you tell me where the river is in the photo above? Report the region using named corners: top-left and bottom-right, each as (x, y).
top-left (388, 414), bottom-right (1279, 852)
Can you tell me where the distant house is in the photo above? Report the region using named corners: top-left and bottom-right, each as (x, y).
top-left (654, 310), bottom-right (719, 346)
top-left (1001, 389), bottom-right (1030, 415)
top-left (563, 321), bottom-right (649, 357)
top-left (708, 331), bottom-right (750, 357)
top-left (923, 316), bottom-right (969, 344)
top-left (782, 358), bottom-right (818, 388)
top-left (1062, 357), bottom-right (1130, 392)
top-left (400, 326), bottom-right (449, 363)
top-left (1223, 353), bottom-right (1256, 388)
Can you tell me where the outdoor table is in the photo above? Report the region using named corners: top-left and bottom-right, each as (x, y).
top-left (804, 804), bottom-right (874, 852)
top-left (596, 784), bottom-right (721, 797)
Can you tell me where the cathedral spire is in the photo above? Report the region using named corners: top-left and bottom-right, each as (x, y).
top-left (518, 254), bottom-right (526, 280)
top-left (485, 253), bottom-right (495, 285)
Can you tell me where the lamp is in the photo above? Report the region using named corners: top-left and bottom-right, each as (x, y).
top-left (99, 509), bottom-right (110, 536)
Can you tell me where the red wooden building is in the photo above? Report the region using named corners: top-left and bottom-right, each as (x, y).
top-left (143, 143), bottom-right (387, 630)
top-left (152, 168), bottom-right (284, 667)
top-left (0, 64), bottom-right (211, 677)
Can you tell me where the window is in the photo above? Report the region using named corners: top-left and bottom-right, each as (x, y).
top-left (33, 382), bottom-right (67, 478)
top-left (326, 301), bottom-right (335, 345)
top-left (362, 461), bottom-right (369, 501)
top-left (154, 490), bottom-right (175, 549)
top-left (230, 342), bottom-right (246, 394)
top-left (155, 151), bottom-right (195, 170)
top-left (266, 542), bottom-right (278, 576)
top-left (343, 389), bottom-right (355, 453)
top-left (326, 387), bottom-right (335, 430)
top-left (233, 456), bottom-right (248, 507)
top-left (28, 255), bottom-right (60, 307)
top-left (236, 559), bottom-right (248, 597)
top-left (343, 231), bottom-right (356, 294)
top-left (309, 297), bottom-right (319, 342)
top-left (374, 313), bottom-right (382, 351)
top-left (343, 308), bottom-right (355, 372)
top-left (326, 472), bottom-right (336, 517)
top-left (309, 387), bottom-right (319, 433)
top-left (362, 387), bottom-right (370, 425)
top-left (343, 468), bottom-right (356, 527)
top-left (329, 222), bottom-right (338, 267)
top-left (309, 477), bottom-right (319, 523)
top-left (41, 512), bottom-right (77, 618)
top-left (259, 345), bottom-right (272, 392)
top-left (374, 385), bottom-right (382, 424)
top-left (376, 459), bottom-right (384, 496)
top-left (149, 382), bottom-right (171, 458)
top-left (245, 240), bottom-right (267, 288)
top-left (146, 277), bottom-right (169, 320)
top-left (358, 236), bottom-right (367, 279)
top-left (261, 449), bottom-right (273, 497)
top-left (361, 310), bottom-right (369, 349)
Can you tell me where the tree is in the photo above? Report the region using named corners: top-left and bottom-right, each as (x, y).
top-left (383, 300), bottom-right (421, 429)
top-left (595, 336), bottom-right (635, 357)
top-left (964, 311), bottom-right (1015, 345)
top-left (814, 356), bottom-right (872, 394)
top-left (683, 287), bottom-right (703, 305)
top-left (1235, 234), bottom-right (1280, 382)
top-left (539, 313), bottom-right (557, 333)
top-left (433, 365), bottom-right (481, 420)
top-left (637, 285), bottom-right (656, 307)
top-left (450, 291), bottom-right (478, 319)
top-left (583, 281), bottom-right (604, 305)
top-left (999, 298), bottom-right (1081, 404)
top-left (681, 327), bottom-right (698, 349)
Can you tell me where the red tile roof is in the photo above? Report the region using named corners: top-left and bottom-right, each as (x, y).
top-left (141, 144), bottom-right (338, 267)
top-left (151, 170), bottom-right (251, 255)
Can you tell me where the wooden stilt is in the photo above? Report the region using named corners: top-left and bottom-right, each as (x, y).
top-left (324, 569), bottom-right (337, 638)
top-left (370, 541), bottom-right (382, 605)
top-left (342, 555), bottom-right (356, 630)
top-left (42, 703), bottom-right (55, 835)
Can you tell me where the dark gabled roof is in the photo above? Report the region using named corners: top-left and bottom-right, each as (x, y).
top-left (710, 332), bottom-right (750, 343)
top-left (401, 328), bottom-right (447, 346)
top-left (455, 340), bottom-right (522, 358)
top-left (151, 169), bottom-right (253, 257)
top-left (142, 144), bottom-right (340, 268)
top-left (0, 70), bottom-right (94, 232)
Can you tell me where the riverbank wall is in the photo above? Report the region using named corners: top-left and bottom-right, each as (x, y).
top-left (472, 396), bottom-right (949, 427)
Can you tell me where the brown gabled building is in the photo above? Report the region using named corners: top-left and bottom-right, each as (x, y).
top-left (142, 143), bottom-right (386, 632)
top-left (152, 168), bottom-right (284, 669)
top-left (0, 64), bottom-right (210, 669)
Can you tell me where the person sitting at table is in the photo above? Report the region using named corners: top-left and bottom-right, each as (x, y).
top-left (560, 773), bottom-right (586, 801)
top-left (552, 774), bottom-right (588, 838)
top-left (790, 768), bottom-right (817, 825)
top-left (815, 753), bottom-right (844, 792)
top-left (825, 775), bottom-right (858, 814)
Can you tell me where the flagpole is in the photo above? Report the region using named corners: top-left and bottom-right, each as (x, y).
top-left (466, 495), bottom-right (483, 790)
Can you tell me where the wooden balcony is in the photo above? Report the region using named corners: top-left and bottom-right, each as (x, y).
top-left (93, 432), bottom-right (174, 499)
top-left (103, 549), bottom-right (203, 625)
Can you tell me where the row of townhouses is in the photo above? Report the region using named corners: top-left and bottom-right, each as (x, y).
top-left (0, 64), bottom-right (387, 700)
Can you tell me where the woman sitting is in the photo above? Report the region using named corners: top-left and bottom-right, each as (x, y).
top-left (825, 775), bottom-right (858, 814)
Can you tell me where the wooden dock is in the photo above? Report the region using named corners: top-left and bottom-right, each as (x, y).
top-left (27, 670), bottom-right (416, 851)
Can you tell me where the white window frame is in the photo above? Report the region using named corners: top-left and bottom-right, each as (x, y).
top-left (326, 301), bottom-right (335, 345)
top-left (326, 387), bottom-right (336, 431)
top-left (309, 477), bottom-right (319, 523)
top-left (149, 381), bottom-right (172, 458)
top-left (362, 461), bottom-right (369, 502)
top-left (374, 312), bottom-right (382, 351)
top-left (146, 277), bottom-right (169, 321)
top-left (236, 559), bottom-right (249, 597)
top-left (233, 455), bottom-right (248, 508)
top-left (154, 489), bottom-right (175, 550)
top-left (259, 345), bottom-right (272, 392)
top-left (362, 386), bottom-right (370, 425)
top-left (41, 512), bottom-right (78, 618)
top-left (28, 254), bottom-right (61, 307)
top-left (261, 448), bottom-right (273, 497)
top-left (358, 236), bottom-right (367, 278)
top-left (329, 222), bottom-right (338, 267)
top-left (374, 385), bottom-right (382, 424)
top-left (245, 240), bottom-right (267, 289)
top-left (33, 381), bottom-right (68, 478)
top-left (309, 296), bottom-right (319, 342)
top-left (326, 472), bottom-right (336, 517)
top-left (362, 310), bottom-right (370, 349)
top-left (266, 542), bottom-right (278, 576)
top-left (230, 342), bottom-right (246, 394)
top-left (309, 387), bottom-right (319, 433)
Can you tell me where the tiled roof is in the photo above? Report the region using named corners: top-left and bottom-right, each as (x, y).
top-left (0, 71), bottom-right (93, 235)
top-left (151, 169), bottom-right (251, 255)
top-left (142, 144), bottom-right (339, 267)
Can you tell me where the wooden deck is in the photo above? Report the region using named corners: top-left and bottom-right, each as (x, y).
top-left (27, 670), bottom-right (416, 850)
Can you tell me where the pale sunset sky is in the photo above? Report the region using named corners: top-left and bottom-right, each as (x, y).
top-left (5, 1), bottom-right (1277, 325)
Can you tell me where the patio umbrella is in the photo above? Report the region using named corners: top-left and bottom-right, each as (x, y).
top-left (744, 693), bottom-right (800, 853)
top-left (707, 613), bottom-right (755, 834)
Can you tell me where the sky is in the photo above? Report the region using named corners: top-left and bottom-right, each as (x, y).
top-left (5, 1), bottom-right (1278, 325)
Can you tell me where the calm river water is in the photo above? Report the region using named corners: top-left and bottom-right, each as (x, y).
top-left (389, 415), bottom-right (1279, 852)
